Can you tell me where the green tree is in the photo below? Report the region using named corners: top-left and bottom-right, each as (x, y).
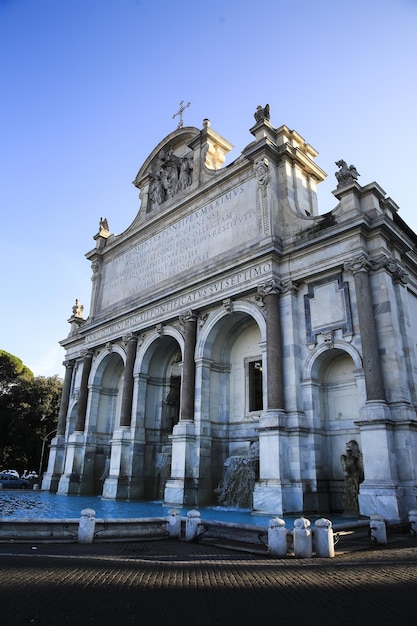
top-left (0, 349), bottom-right (33, 389)
top-left (0, 351), bottom-right (62, 473)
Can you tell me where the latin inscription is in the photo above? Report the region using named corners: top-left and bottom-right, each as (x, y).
top-left (101, 183), bottom-right (256, 309)
top-left (88, 262), bottom-right (271, 344)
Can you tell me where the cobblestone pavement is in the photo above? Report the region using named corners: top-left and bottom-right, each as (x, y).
top-left (1, 534), bottom-right (417, 626)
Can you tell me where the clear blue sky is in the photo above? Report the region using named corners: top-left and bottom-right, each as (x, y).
top-left (1, 0), bottom-right (416, 378)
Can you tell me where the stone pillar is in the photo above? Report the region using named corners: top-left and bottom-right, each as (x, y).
top-left (279, 280), bottom-right (305, 513)
top-left (253, 279), bottom-right (285, 515)
top-left (57, 360), bottom-right (75, 436)
top-left (74, 351), bottom-right (93, 432)
top-left (344, 255), bottom-right (385, 401)
top-left (261, 283), bottom-right (284, 411)
top-left (77, 508), bottom-right (96, 544)
top-left (102, 334), bottom-right (140, 500)
top-left (268, 517), bottom-right (288, 557)
top-left (119, 334), bottom-right (138, 427)
top-left (41, 360), bottom-right (75, 492)
top-left (185, 509), bottom-right (201, 542)
top-left (344, 255), bottom-right (402, 522)
top-left (314, 518), bottom-right (335, 558)
top-left (179, 310), bottom-right (197, 421)
top-left (164, 311), bottom-right (199, 506)
top-left (57, 352), bottom-right (93, 496)
top-left (293, 517), bottom-right (313, 558)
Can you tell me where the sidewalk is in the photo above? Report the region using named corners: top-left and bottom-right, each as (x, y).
top-left (1, 532), bottom-right (416, 626)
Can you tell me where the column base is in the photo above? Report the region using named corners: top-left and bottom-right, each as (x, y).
top-left (57, 472), bottom-right (82, 496)
top-left (358, 481), bottom-right (403, 523)
top-left (41, 435), bottom-right (66, 492)
top-left (102, 475), bottom-right (128, 500)
top-left (253, 480), bottom-right (283, 516)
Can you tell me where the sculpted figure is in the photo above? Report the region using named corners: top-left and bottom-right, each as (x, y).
top-left (254, 157), bottom-right (270, 187)
top-left (254, 104), bottom-right (270, 123)
top-left (99, 217), bottom-right (109, 234)
top-left (72, 299), bottom-right (84, 319)
top-left (335, 159), bottom-right (360, 187)
top-left (340, 440), bottom-right (364, 513)
top-left (176, 157), bottom-right (193, 192)
top-left (149, 175), bottom-right (165, 207)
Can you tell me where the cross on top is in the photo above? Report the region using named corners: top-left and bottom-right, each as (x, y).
top-left (172, 100), bottom-right (191, 129)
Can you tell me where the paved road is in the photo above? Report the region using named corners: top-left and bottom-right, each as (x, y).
top-left (1, 534), bottom-right (417, 626)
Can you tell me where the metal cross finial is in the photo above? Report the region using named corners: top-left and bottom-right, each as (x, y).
top-left (172, 100), bottom-right (191, 129)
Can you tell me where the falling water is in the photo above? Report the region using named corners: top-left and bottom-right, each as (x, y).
top-left (215, 442), bottom-right (259, 509)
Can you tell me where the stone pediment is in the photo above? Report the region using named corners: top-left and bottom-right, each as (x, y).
top-left (132, 121), bottom-right (233, 216)
top-left (132, 127), bottom-right (199, 212)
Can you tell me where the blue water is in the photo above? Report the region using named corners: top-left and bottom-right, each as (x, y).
top-left (0, 490), bottom-right (353, 527)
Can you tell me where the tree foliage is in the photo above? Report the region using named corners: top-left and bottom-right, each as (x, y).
top-left (0, 349), bottom-right (33, 388)
top-left (0, 351), bottom-right (62, 473)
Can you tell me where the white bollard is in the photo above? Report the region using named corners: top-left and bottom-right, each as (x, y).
top-left (293, 517), bottom-right (312, 558)
top-left (409, 510), bottom-right (417, 536)
top-left (167, 508), bottom-right (182, 539)
top-left (268, 517), bottom-right (288, 557)
top-left (370, 513), bottom-right (387, 545)
top-left (314, 518), bottom-right (335, 558)
top-left (185, 509), bottom-right (201, 542)
top-left (78, 508), bottom-right (96, 544)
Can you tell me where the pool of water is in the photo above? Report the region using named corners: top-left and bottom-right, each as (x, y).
top-left (0, 490), bottom-right (354, 527)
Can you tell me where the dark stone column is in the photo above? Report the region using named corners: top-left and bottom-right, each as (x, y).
top-left (179, 310), bottom-right (198, 421)
top-left (344, 255), bottom-right (385, 401)
top-left (257, 279), bottom-right (284, 410)
top-left (74, 351), bottom-right (93, 432)
top-left (56, 360), bottom-right (75, 436)
top-left (119, 334), bottom-right (138, 427)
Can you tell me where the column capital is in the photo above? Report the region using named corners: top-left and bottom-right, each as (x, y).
top-left (257, 277), bottom-right (282, 298)
top-left (370, 254), bottom-right (408, 285)
top-left (344, 254), bottom-right (371, 275)
top-left (122, 332), bottom-right (139, 346)
top-left (80, 348), bottom-right (94, 359)
top-left (179, 309), bottom-right (198, 325)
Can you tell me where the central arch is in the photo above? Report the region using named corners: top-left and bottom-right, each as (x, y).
top-left (196, 302), bottom-right (266, 505)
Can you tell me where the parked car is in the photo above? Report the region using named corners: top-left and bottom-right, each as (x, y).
top-left (5, 469), bottom-right (19, 478)
top-left (0, 472), bottom-right (30, 489)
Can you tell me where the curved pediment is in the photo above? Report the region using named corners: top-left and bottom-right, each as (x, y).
top-left (132, 127), bottom-right (200, 212)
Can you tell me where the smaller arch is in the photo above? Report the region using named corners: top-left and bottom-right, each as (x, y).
top-left (196, 299), bottom-right (266, 360)
top-left (135, 326), bottom-right (184, 375)
top-left (91, 344), bottom-right (127, 385)
top-left (303, 340), bottom-right (363, 382)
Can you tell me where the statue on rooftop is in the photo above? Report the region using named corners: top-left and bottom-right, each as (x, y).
top-left (335, 159), bottom-right (360, 188)
top-left (72, 299), bottom-right (84, 319)
top-left (254, 104), bottom-right (270, 123)
top-left (99, 217), bottom-right (109, 235)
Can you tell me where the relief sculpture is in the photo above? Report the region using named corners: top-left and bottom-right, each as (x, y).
top-left (148, 148), bottom-right (193, 211)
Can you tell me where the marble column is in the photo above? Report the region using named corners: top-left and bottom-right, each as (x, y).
top-left (344, 255), bottom-right (401, 521)
top-left (74, 350), bottom-right (93, 432)
top-left (262, 283), bottom-right (284, 411)
top-left (57, 360), bottom-right (75, 436)
top-left (164, 310), bottom-right (198, 506)
top-left (253, 279), bottom-right (285, 515)
top-left (41, 360), bottom-right (75, 491)
top-left (103, 334), bottom-right (139, 500)
top-left (344, 255), bottom-right (385, 401)
top-left (57, 351), bottom-right (94, 495)
top-left (179, 310), bottom-right (197, 421)
top-left (119, 333), bottom-right (138, 427)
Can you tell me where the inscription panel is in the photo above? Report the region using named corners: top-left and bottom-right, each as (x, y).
top-left (87, 262), bottom-right (271, 345)
top-left (100, 181), bottom-right (257, 309)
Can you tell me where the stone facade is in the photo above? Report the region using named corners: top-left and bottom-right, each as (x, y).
top-left (42, 107), bottom-right (417, 523)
